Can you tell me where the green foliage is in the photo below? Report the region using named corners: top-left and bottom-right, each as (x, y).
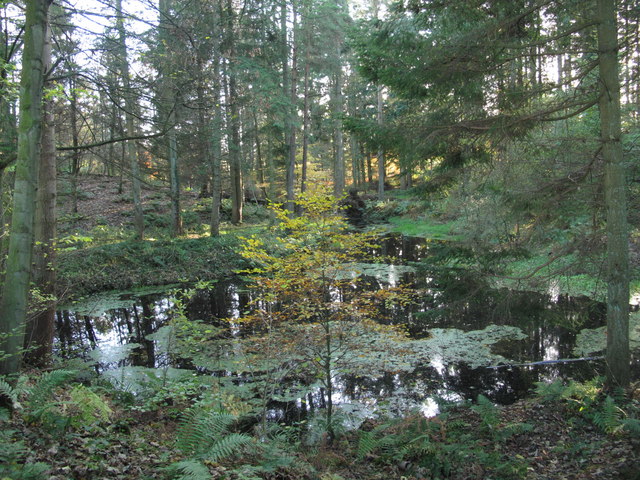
top-left (0, 430), bottom-right (50, 480)
top-left (354, 413), bottom-right (528, 479)
top-left (0, 376), bottom-right (20, 408)
top-left (386, 216), bottom-right (462, 241)
top-left (239, 189), bottom-right (413, 439)
top-left (65, 384), bottom-right (112, 428)
top-left (25, 370), bottom-right (76, 416)
top-left (471, 394), bottom-right (499, 431)
top-left (621, 418), bottom-right (640, 438)
top-left (592, 396), bottom-right (624, 434)
top-left (165, 459), bottom-right (212, 480)
top-left (534, 379), bottom-right (639, 436)
top-left (169, 407), bottom-right (293, 479)
top-left (175, 408), bottom-right (240, 457)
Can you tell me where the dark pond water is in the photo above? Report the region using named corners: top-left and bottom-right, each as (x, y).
top-left (56, 235), bottom-right (636, 421)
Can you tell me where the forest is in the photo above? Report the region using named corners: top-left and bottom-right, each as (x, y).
top-left (0, 0), bottom-right (639, 478)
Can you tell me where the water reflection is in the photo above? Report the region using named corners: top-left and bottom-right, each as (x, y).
top-left (55, 235), bottom-right (633, 419)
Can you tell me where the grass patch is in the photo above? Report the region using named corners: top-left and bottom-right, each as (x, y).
top-left (385, 216), bottom-right (462, 240)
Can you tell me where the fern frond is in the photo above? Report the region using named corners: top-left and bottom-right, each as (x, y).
top-left (166, 459), bottom-right (211, 480)
top-left (592, 396), bottom-right (623, 434)
top-left (471, 395), bottom-right (499, 428)
top-left (68, 385), bottom-right (112, 426)
top-left (0, 378), bottom-right (18, 407)
top-left (206, 432), bottom-right (252, 463)
top-left (621, 418), bottom-right (640, 438)
top-left (0, 430), bottom-right (51, 479)
top-left (176, 408), bottom-right (237, 456)
top-left (534, 380), bottom-right (567, 403)
top-left (357, 430), bottom-right (378, 459)
top-left (377, 434), bottom-right (406, 462)
top-left (27, 370), bottom-right (75, 409)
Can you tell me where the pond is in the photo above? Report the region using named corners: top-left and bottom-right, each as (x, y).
top-left (56, 235), bottom-right (638, 423)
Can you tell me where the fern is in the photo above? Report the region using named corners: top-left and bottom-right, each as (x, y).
top-left (206, 433), bottom-right (253, 463)
top-left (165, 459), bottom-right (211, 480)
top-left (357, 430), bottom-right (378, 459)
top-left (471, 395), bottom-right (499, 430)
top-left (621, 418), bottom-right (640, 438)
top-left (176, 408), bottom-right (236, 456)
top-left (592, 396), bottom-right (623, 434)
top-left (27, 370), bottom-right (75, 411)
top-left (0, 430), bottom-right (50, 480)
top-left (0, 378), bottom-right (18, 407)
top-left (534, 380), bottom-right (568, 403)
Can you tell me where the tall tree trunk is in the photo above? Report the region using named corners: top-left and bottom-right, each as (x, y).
top-left (376, 85), bottom-right (385, 200)
top-left (70, 77), bottom-right (80, 213)
top-left (598, 0), bottom-right (629, 388)
top-left (210, 54), bottom-right (223, 236)
top-left (301, 46), bottom-right (310, 195)
top-left (373, 0), bottom-right (385, 200)
top-left (333, 60), bottom-right (345, 197)
top-left (25, 35), bottom-right (56, 367)
top-left (167, 115), bottom-right (182, 236)
top-left (0, 0), bottom-right (51, 375)
top-left (224, 56), bottom-right (243, 223)
top-left (158, 0), bottom-right (183, 237)
top-left (116, 0), bottom-right (144, 240)
top-left (281, 0), bottom-right (295, 213)
top-left (288, 5), bottom-right (298, 204)
top-left (223, 0), bottom-right (242, 225)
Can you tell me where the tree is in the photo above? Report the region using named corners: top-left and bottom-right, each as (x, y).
top-left (240, 188), bottom-right (409, 440)
top-left (0, 0), bottom-right (52, 375)
top-left (23, 18), bottom-right (55, 369)
top-left (114, 0), bottom-right (144, 240)
top-left (353, 0), bottom-right (634, 386)
top-left (157, 0), bottom-right (183, 237)
top-left (598, 0), bottom-right (629, 388)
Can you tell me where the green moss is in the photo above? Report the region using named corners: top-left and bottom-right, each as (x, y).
top-left (57, 235), bottom-right (247, 298)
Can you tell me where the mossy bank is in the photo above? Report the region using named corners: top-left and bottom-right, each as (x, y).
top-left (57, 235), bottom-right (248, 299)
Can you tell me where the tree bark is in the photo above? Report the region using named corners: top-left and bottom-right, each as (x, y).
top-left (333, 58), bottom-right (345, 197)
top-left (598, 0), bottom-right (630, 388)
top-left (158, 0), bottom-right (183, 237)
top-left (281, 0), bottom-right (295, 214)
top-left (25, 39), bottom-right (56, 368)
top-left (116, 0), bottom-right (144, 240)
top-left (0, 0), bottom-right (51, 375)
top-left (376, 84), bottom-right (385, 200)
top-left (210, 54), bottom-right (223, 236)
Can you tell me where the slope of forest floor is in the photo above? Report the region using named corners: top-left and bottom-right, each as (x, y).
top-left (3, 380), bottom-right (639, 480)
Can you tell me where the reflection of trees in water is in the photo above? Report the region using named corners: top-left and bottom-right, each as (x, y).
top-left (54, 236), bottom-right (611, 412)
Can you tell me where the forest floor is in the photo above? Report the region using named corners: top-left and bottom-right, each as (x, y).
top-left (8, 388), bottom-right (639, 480)
top-left (57, 173), bottom-right (207, 234)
